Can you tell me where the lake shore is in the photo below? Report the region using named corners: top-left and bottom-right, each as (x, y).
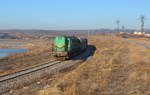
top-left (0, 39), bottom-right (33, 49)
top-left (0, 38), bottom-right (53, 76)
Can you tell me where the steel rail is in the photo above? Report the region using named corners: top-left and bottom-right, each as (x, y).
top-left (0, 60), bottom-right (61, 82)
top-left (0, 60), bottom-right (63, 94)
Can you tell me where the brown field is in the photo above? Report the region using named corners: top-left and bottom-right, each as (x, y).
top-left (3, 34), bottom-right (150, 95)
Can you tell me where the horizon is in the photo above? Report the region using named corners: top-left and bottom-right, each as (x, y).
top-left (0, 0), bottom-right (150, 30)
top-left (0, 28), bottom-right (150, 31)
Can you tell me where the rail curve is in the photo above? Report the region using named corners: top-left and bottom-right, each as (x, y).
top-left (0, 60), bottom-right (62, 94)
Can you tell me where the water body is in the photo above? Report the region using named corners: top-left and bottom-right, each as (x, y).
top-left (0, 42), bottom-right (23, 47)
top-left (0, 48), bottom-right (27, 58)
top-left (0, 42), bottom-right (27, 58)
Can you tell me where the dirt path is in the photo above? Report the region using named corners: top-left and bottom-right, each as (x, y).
top-left (126, 39), bottom-right (150, 49)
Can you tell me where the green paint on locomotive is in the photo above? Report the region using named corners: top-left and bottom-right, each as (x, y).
top-left (53, 36), bottom-right (87, 58)
top-left (54, 36), bottom-right (68, 52)
top-left (54, 36), bottom-right (81, 52)
top-left (67, 36), bottom-right (81, 52)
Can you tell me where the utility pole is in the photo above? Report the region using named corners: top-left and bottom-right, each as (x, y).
top-left (140, 15), bottom-right (145, 33)
top-left (122, 26), bottom-right (125, 32)
top-left (88, 30), bottom-right (90, 36)
top-left (116, 20), bottom-right (120, 32)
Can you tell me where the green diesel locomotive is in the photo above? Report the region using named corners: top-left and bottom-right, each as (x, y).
top-left (53, 36), bottom-right (87, 60)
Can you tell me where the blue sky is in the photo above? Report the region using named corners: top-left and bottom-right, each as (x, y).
top-left (0, 0), bottom-right (150, 29)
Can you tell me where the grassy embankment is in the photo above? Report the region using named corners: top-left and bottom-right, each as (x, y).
top-left (0, 39), bottom-right (54, 76)
top-left (37, 35), bottom-right (150, 95)
top-left (4, 35), bottom-right (150, 95)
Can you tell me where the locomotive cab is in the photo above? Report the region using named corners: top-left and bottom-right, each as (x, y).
top-left (54, 36), bottom-right (68, 57)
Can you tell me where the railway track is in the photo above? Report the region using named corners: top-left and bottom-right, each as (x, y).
top-left (0, 60), bottom-right (60, 82)
top-left (0, 60), bottom-right (62, 94)
top-left (0, 46), bottom-right (93, 94)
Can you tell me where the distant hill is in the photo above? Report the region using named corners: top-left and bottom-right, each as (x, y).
top-left (0, 29), bottom-right (136, 35)
top-left (0, 29), bottom-right (150, 36)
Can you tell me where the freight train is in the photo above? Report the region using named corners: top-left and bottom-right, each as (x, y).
top-left (52, 36), bottom-right (88, 60)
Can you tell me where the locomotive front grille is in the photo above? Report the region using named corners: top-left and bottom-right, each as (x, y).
top-left (56, 52), bottom-right (68, 57)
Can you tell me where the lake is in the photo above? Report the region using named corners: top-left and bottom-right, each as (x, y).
top-left (0, 42), bottom-right (27, 58)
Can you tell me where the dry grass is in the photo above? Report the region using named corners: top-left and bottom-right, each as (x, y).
top-left (36, 35), bottom-right (150, 95)
top-left (4, 34), bottom-right (150, 95)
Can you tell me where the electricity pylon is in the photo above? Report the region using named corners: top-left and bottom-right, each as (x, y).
top-left (140, 15), bottom-right (145, 33)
